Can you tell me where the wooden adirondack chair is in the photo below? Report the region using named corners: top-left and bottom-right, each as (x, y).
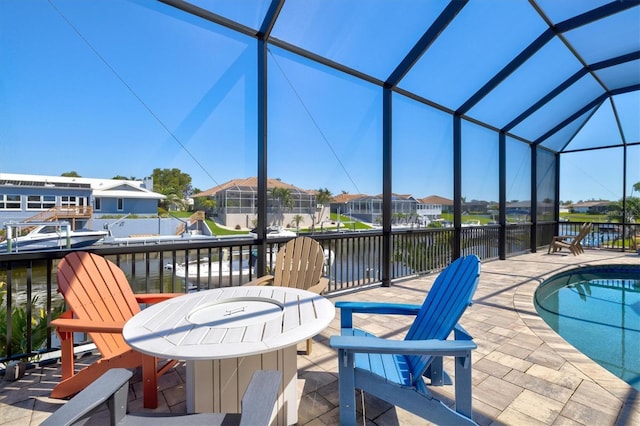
top-left (42, 369), bottom-right (281, 426)
top-left (50, 251), bottom-right (182, 408)
top-left (329, 255), bottom-right (481, 425)
top-left (245, 236), bottom-right (329, 354)
top-left (548, 222), bottom-right (592, 255)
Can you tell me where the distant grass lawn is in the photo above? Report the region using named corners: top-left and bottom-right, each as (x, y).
top-left (170, 211), bottom-right (249, 236)
top-left (207, 220), bottom-right (250, 235)
top-left (329, 213), bottom-right (373, 230)
top-left (172, 210), bottom-right (626, 237)
top-left (560, 212), bottom-right (611, 222)
top-left (173, 211), bottom-right (374, 234)
top-left (441, 213), bottom-right (495, 224)
top-left (298, 213), bottom-right (373, 232)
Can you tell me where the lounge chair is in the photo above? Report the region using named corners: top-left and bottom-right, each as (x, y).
top-left (41, 368), bottom-right (281, 426)
top-left (329, 254), bottom-right (481, 425)
top-left (548, 222), bottom-right (591, 255)
top-left (50, 251), bottom-right (182, 408)
top-left (245, 236), bottom-right (329, 354)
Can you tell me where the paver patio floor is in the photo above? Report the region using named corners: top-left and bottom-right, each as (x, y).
top-left (1, 250), bottom-right (639, 425)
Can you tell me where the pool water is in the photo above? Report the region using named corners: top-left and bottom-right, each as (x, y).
top-left (534, 265), bottom-right (640, 391)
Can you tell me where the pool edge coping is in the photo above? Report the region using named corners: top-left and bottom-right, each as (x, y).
top-left (514, 256), bottom-right (639, 417)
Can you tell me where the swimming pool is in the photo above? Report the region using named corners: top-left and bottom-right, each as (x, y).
top-left (534, 264), bottom-right (640, 391)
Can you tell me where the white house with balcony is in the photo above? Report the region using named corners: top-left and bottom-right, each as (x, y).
top-left (0, 173), bottom-right (164, 229)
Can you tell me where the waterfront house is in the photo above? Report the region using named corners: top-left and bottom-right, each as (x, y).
top-left (570, 200), bottom-right (612, 214)
top-left (416, 195), bottom-right (453, 223)
top-left (192, 177), bottom-right (327, 230)
top-left (337, 193), bottom-right (419, 225)
top-left (0, 173), bottom-right (164, 229)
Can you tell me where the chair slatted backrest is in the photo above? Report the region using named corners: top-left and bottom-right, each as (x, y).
top-left (271, 237), bottom-right (326, 290)
top-left (575, 222), bottom-right (592, 247)
top-left (561, 222), bottom-right (591, 254)
top-left (57, 251), bottom-right (140, 357)
top-left (405, 255), bottom-right (481, 383)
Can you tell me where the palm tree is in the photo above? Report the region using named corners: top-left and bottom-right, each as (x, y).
top-left (293, 214), bottom-right (303, 231)
top-left (315, 188), bottom-right (332, 224)
top-left (193, 196), bottom-right (216, 214)
top-left (268, 187), bottom-right (293, 225)
top-left (163, 193), bottom-right (187, 212)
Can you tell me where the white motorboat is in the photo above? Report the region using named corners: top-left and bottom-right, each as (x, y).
top-left (168, 246), bottom-right (335, 288)
top-left (249, 226), bottom-right (297, 239)
top-left (99, 232), bottom-right (252, 246)
top-left (167, 249), bottom-right (255, 287)
top-left (462, 220), bottom-right (481, 227)
top-left (0, 222), bottom-right (107, 252)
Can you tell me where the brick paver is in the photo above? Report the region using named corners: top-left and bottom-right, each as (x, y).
top-left (1, 250), bottom-right (639, 425)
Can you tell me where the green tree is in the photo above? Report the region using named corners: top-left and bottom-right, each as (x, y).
top-left (163, 193), bottom-right (187, 212)
top-left (191, 187), bottom-right (216, 212)
top-left (268, 187), bottom-right (293, 225)
top-left (61, 171), bottom-right (80, 177)
top-left (152, 168), bottom-right (193, 211)
top-left (607, 196), bottom-right (640, 223)
top-left (315, 187), bottom-right (332, 224)
top-left (269, 187), bottom-right (293, 209)
top-left (194, 196), bottom-right (216, 213)
top-left (112, 175), bottom-right (136, 180)
top-left (293, 214), bottom-right (303, 230)
top-left (152, 168), bottom-right (193, 199)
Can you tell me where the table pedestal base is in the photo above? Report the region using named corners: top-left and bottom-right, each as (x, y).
top-left (186, 344), bottom-right (297, 426)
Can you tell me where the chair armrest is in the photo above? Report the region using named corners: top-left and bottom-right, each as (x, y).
top-left (135, 293), bottom-right (182, 304)
top-left (454, 323), bottom-right (473, 341)
top-left (240, 370), bottom-right (281, 426)
top-left (41, 368), bottom-right (132, 426)
top-left (329, 335), bottom-right (476, 357)
top-left (51, 317), bottom-right (126, 333)
top-left (553, 240), bottom-right (572, 247)
top-left (307, 277), bottom-right (329, 295)
top-left (336, 301), bottom-right (421, 329)
top-left (335, 301), bottom-right (421, 315)
top-left (244, 275), bottom-right (275, 286)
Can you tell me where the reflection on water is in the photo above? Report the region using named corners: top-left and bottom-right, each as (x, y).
top-left (535, 266), bottom-right (640, 391)
top-left (1, 239), bottom-right (400, 308)
top-left (0, 254), bottom-right (190, 308)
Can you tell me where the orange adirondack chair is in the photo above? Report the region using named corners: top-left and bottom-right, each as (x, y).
top-left (245, 236), bottom-right (329, 353)
top-left (50, 251), bottom-right (182, 408)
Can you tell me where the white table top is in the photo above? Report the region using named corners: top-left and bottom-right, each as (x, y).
top-left (123, 286), bottom-right (335, 360)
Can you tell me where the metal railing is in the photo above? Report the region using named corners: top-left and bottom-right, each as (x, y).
top-left (1, 221), bottom-right (636, 364)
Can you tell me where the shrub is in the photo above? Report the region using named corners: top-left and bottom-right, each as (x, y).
top-left (0, 282), bottom-right (64, 360)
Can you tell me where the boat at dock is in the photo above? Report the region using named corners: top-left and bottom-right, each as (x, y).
top-left (169, 256), bottom-right (255, 287)
top-left (0, 222), bottom-right (107, 252)
top-left (249, 225), bottom-right (297, 239)
top-left (99, 232), bottom-right (252, 246)
top-left (168, 246), bottom-right (335, 287)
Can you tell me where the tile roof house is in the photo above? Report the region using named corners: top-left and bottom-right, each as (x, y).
top-left (193, 177), bottom-right (325, 230)
top-left (417, 195), bottom-right (453, 220)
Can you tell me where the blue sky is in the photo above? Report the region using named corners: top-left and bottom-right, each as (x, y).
top-left (1, 0), bottom-right (638, 203)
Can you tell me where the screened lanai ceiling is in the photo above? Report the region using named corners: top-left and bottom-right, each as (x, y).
top-left (162, 0), bottom-right (640, 154)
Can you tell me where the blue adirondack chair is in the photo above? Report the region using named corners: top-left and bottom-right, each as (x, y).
top-left (329, 254), bottom-right (481, 425)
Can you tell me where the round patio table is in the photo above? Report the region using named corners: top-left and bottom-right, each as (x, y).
top-left (123, 285), bottom-right (335, 425)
